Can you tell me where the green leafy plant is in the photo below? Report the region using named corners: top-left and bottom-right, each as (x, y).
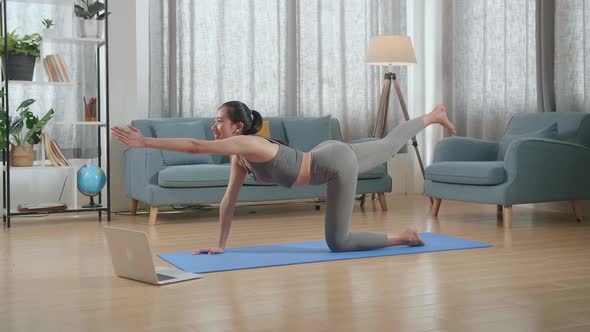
top-left (0, 90), bottom-right (54, 149)
top-left (0, 30), bottom-right (42, 57)
top-left (74, 0), bottom-right (110, 20)
top-left (42, 19), bottom-right (55, 29)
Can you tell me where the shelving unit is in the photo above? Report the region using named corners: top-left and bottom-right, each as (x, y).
top-left (1, 0), bottom-right (110, 227)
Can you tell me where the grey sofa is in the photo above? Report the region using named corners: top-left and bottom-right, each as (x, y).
top-left (424, 112), bottom-right (590, 228)
top-left (125, 116), bottom-right (392, 224)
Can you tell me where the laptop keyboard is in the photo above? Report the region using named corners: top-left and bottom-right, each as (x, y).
top-left (162, 269), bottom-right (187, 276)
top-left (156, 273), bottom-right (175, 281)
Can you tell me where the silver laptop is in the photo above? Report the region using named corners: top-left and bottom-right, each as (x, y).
top-left (104, 226), bottom-right (202, 285)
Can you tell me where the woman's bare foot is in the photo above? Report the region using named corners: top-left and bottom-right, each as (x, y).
top-left (424, 104), bottom-right (457, 135)
top-left (386, 227), bottom-right (426, 247)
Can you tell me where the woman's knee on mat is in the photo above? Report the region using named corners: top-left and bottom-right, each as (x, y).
top-left (326, 236), bottom-right (356, 252)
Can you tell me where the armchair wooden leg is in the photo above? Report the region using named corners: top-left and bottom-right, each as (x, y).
top-left (497, 205), bottom-right (503, 214)
top-left (130, 199), bottom-right (139, 216)
top-left (360, 194), bottom-right (366, 208)
top-left (503, 205), bottom-right (512, 228)
top-left (432, 199), bottom-right (442, 217)
top-left (571, 200), bottom-right (583, 222)
top-left (377, 193), bottom-right (388, 211)
top-left (148, 206), bottom-right (159, 226)
top-left (371, 193), bottom-right (376, 200)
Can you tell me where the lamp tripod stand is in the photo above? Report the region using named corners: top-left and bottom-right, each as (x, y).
top-left (364, 35), bottom-right (431, 207)
top-left (366, 72), bottom-right (433, 205)
top-left (373, 72), bottom-right (426, 178)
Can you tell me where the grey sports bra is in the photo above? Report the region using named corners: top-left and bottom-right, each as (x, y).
top-left (240, 138), bottom-right (303, 188)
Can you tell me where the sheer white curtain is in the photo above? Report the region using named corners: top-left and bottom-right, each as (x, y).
top-left (440, 0), bottom-right (538, 141)
top-left (6, 3), bottom-right (99, 159)
top-left (149, 0), bottom-right (407, 141)
top-left (555, 0), bottom-right (590, 113)
top-left (403, 0), bottom-right (537, 192)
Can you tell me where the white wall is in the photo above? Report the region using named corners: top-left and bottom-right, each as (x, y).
top-left (396, 0), bottom-right (447, 195)
top-left (108, 0), bottom-right (142, 212)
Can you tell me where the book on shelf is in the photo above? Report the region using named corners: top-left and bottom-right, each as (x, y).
top-left (42, 54), bottom-right (71, 82)
top-left (17, 202), bottom-right (68, 212)
top-left (16, 169), bottom-right (70, 213)
top-left (43, 133), bottom-right (71, 166)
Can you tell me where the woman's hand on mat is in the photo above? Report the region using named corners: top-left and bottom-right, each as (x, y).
top-left (193, 247), bottom-right (225, 255)
top-left (112, 125), bottom-right (146, 148)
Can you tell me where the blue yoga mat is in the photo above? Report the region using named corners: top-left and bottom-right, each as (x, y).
top-left (158, 232), bottom-right (491, 273)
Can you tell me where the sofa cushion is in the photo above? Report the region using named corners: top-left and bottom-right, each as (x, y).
top-left (159, 164), bottom-right (230, 188)
top-left (153, 121), bottom-right (214, 166)
top-left (498, 122), bottom-right (558, 160)
top-left (257, 120), bottom-right (271, 138)
top-left (358, 164), bottom-right (387, 180)
top-left (158, 164), bottom-right (277, 188)
top-left (283, 116), bottom-right (332, 152)
top-left (425, 161), bottom-right (506, 185)
top-left (158, 161), bottom-right (385, 188)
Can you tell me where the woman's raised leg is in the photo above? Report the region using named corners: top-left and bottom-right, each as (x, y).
top-left (350, 105), bottom-right (456, 174)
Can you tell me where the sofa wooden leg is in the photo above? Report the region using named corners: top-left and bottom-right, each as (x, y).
top-left (377, 193), bottom-right (388, 211)
top-left (148, 206), bottom-right (159, 226)
top-left (360, 194), bottom-right (366, 208)
top-left (371, 193), bottom-right (376, 200)
top-left (432, 199), bottom-right (442, 217)
top-left (130, 199), bottom-right (139, 216)
top-left (571, 200), bottom-right (583, 222)
top-left (503, 205), bottom-right (513, 228)
top-left (497, 205), bottom-right (503, 214)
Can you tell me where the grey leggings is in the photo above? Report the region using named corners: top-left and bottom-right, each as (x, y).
top-left (309, 118), bottom-right (426, 252)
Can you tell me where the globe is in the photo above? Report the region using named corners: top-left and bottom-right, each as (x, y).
top-left (77, 165), bottom-right (107, 208)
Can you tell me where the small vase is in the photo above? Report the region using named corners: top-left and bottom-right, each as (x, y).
top-left (10, 145), bottom-right (34, 167)
top-left (77, 19), bottom-right (104, 39)
top-left (42, 28), bottom-right (59, 39)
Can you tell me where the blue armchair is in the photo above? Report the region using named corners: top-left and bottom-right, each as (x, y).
top-left (424, 112), bottom-right (590, 228)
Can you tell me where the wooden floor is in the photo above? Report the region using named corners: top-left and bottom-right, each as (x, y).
top-left (1, 194), bottom-right (590, 332)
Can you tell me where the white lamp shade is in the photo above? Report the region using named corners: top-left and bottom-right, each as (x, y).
top-left (366, 35), bottom-right (416, 66)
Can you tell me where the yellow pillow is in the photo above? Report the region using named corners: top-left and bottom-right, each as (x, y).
top-left (257, 120), bottom-right (271, 138)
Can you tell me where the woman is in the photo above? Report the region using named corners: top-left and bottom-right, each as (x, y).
top-left (112, 101), bottom-right (456, 254)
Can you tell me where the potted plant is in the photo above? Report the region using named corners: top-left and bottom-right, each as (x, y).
top-left (0, 90), bottom-right (54, 167)
top-left (0, 30), bottom-right (42, 81)
top-left (74, 0), bottom-right (110, 39)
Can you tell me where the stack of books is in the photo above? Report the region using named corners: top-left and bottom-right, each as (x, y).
top-left (43, 133), bottom-right (71, 166)
top-left (43, 54), bottom-right (71, 82)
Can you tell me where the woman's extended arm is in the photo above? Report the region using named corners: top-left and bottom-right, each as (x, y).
top-left (112, 125), bottom-right (258, 156)
top-left (193, 155), bottom-right (247, 254)
top-left (112, 125), bottom-right (201, 153)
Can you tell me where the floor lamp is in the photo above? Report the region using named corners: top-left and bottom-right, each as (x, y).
top-left (365, 35), bottom-right (432, 204)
